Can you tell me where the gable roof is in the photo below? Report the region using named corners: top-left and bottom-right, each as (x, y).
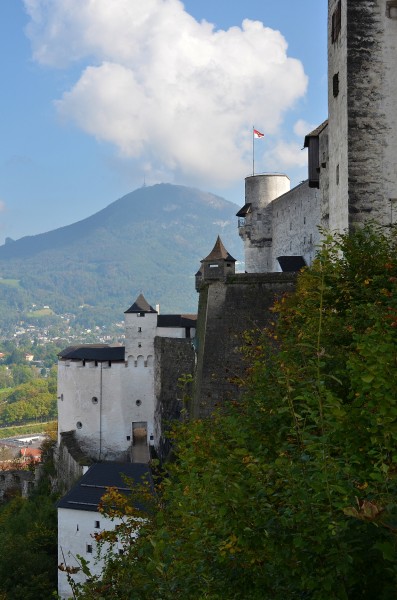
top-left (57, 462), bottom-right (153, 512)
top-left (277, 255), bottom-right (307, 272)
top-left (202, 236), bottom-right (236, 263)
top-left (157, 314), bottom-right (197, 328)
top-left (125, 293), bottom-right (157, 314)
top-left (304, 120), bottom-right (328, 147)
top-left (58, 345), bottom-right (125, 362)
top-left (236, 203), bottom-right (252, 217)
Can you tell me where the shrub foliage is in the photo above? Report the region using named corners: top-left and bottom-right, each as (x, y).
top-left (73, 225), bottom-right (397, 599)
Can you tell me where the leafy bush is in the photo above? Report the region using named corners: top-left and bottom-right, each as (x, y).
top-left (73, 225), bottom-right (397, 599)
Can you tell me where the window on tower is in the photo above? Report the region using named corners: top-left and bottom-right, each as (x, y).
top-left (332, 0), bottom-right (341, 43)
top-left (333, 72), bottom-right (339, 97)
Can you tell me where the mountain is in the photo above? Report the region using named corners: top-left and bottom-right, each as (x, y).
top-left (0, 184), bottom-right (243, 329)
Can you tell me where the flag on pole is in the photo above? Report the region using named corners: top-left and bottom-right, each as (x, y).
top-left (253, 129), bottom-right (264, 139)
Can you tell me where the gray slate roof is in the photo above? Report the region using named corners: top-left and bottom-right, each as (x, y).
top-left (58, 345), bottom-right (125, 361)
top-left (236, 203), bottom-right (252, 217)
top-left (157, 314), bottom-right (197, 328)
top-left (125, 293), bottom-right (157, 314)
top-left (304, 120), bottom-right (328, 147)
top-left (57, 462), bottom-right (153, 512)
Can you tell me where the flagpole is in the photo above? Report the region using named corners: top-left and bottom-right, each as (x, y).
top-left (252, 125), bottom-right (255, 176)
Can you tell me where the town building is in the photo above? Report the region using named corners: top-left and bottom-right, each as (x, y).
top-left (57, 462), bottom-right (152, 600)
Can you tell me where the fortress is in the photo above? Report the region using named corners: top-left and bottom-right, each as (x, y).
top-left (56, 1), bottom-right (397, 596)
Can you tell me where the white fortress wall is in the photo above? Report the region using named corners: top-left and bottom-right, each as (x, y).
top-left (270, 181), bottom-right (322, 271)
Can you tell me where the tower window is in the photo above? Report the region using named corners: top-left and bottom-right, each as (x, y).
top-left (386, 1), bottom-right (397, 18)
top-left (138, 312), bottom-right (145, 317)
top-left (86, 544), bottom-right (93, 554)
top-left (92, 396), bottom-right (98, 405)
top-left (336, 164), bottom-right (340, 185)
top-left (332, 0), bottom-right (341, 43)
top-left (138, 327), bottom-right (142, 332)
top-left (95, 520), bottom-right (100, 529)
top-left (333, 73), bottom-right (339, 97)
top-left (389, 198), bottom-right (397, 224)
top-left (76, 421), bottom-right (83, 429)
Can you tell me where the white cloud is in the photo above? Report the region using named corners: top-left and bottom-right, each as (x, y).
top-left (24, 0), bottom-right (308, 186)
top-left (264, 141), bottom-right (308, 171)
top-left (293, 119), bottom-right (316, 138)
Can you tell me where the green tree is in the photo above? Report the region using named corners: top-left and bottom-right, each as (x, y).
top-left (0, 446), bottom-right (58, 600)
top-left (74, 225), bottom-right (397, 599)
top-left (11, 365), bottom-right (36, 386)
top-left (0, 366), bottom-right (12, 389)
top-left (4, 348), bottom-right (26, 366)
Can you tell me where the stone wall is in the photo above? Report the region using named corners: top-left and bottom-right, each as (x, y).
top-left (57, 431), bottom-right (93, 493)
top-left (270, 181), bottom-right (322, 270)
top-left (239, 176), bottom-right (323, 275)
top-left (328, 0), bottom-right (349, 233)
top-left (154, 337), bottom-right (195, 461)
top-left (347, 0), bottom-right (391, 227)
top-left (328, 0), bottom-right (397, 231)
top-left (192, 272), bottom-right (296, 418)
top-left (0, 469), bottom-right (35, 501)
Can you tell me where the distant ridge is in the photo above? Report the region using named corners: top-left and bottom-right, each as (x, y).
top-left (0, 184), bottom-right (242, 327)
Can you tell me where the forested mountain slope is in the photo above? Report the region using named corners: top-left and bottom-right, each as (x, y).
top-left (0, 184), bottom-right (242, 328)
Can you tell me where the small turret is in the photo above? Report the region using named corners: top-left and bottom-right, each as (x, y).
top-left (124, 293), bottom-right (157, 358)
top-left (197, 236), bottom-right (236, 289)
top-left (124, 294), bottom-right (157, 315)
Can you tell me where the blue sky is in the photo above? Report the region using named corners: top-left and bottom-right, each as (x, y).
top-left (0, 0), bottom-right (328, 244)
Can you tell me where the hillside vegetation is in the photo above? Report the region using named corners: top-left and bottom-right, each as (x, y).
top-left (0, 184), bottom-right (242, 331)
top-left (71, 225), bottom-right (397, 600)
top-left (0, 362), bottom-right (57, 429)
top-left (0, 436), bottom-right (58, 599)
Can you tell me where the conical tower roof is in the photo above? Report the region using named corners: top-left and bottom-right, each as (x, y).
top-left (201, 236), bottom-right (236, 263)
top-left (124, 293), bottom-right (157, 314)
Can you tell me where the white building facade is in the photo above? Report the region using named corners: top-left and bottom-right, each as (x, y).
top-left (58, 463), bottom-right (150, 599)
top-left (57, 294), bottom-right (196, 462)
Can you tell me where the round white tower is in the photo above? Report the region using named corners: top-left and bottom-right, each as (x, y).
top-left (237, 173), bottom-right (290, 272)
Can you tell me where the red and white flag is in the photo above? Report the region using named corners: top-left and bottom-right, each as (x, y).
top-left (253, 129), bottom-right (264, 139)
